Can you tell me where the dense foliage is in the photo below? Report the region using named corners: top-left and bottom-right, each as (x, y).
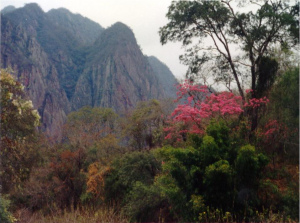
top-left (0, 69), bottom-right (40, 194)
top-left (159, 0), bottom-right (299, 99)
top-left (1, 1), bottom-right (298, 222)
top-left (159, 0), bottom-right (299, 133)
top-left (2, 65), bottom-right (298, 222)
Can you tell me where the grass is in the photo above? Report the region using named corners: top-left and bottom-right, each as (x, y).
top-left (14, 207), bottom-right (129, 223)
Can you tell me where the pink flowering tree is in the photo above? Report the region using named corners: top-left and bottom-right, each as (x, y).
top-left (164, 81), bottom-right (275, 142)
top-left (244, 89), bottom-right (269, 109)
top-left (164, 81), bottom-right (244, 141)
top-left (244, 89), bottom-right (270, 132)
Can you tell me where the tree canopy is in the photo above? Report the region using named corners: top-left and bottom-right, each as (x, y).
top-left (160, 0), bottom-right (299, 99)
top-left (0, 69), bottom-right (40, 193)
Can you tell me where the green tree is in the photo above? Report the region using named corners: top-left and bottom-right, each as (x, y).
top-left (123, 181), bottom-right (168, 222)
top-left (203, 160), bottom-right (234, 209)
top-left (269, 67), bottom-right (299, 157)
top-left (236, 145), bottom-right (268, 188)
top-left (104, 151), bottom-right (161, 205)
top-left (160, 0), bottom-right (299, 100)
top-left (0, 195), bottom-right (16, 223)
top-left (125, 99), bottom-right (169, 150)
top-left (153, 145), bottom-right (209, 221)
top-left (63, 106), bottom-right (119, 150)
top-left (0, 69), bottom-right (40, 193)
top-left (51, 107), bottom-right (121, 209)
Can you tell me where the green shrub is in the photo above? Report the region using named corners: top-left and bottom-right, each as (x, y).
top-left (0, 195), bottom-right (16, 223)
top-left (123, 181), bottom-right (168, 222)
top-left (236, 145), bottom-right (268, 188)
top-left (153, 146), bottom-right (204, 221)
top-left (104, 151), bottom-right (161, 205)
top-left (203, 160), bottom-right (234, 209)
top-left (281, 189), bottom-right (299, 221)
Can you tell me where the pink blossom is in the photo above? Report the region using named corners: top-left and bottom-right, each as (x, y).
top-left (164, 81), bottom-right (244, 140)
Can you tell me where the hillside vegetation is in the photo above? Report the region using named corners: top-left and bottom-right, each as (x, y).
top-left (1, 65), bottom-right (298, 222)
top-left (0, 0), bottom-right (299, 222)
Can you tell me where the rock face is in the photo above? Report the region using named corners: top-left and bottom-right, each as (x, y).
top-left (72, 23), bottom-right (165, 113)
top-left (1, 4), bottom-right (71, 137)
top-left (1, 3), bottom-right (178, 137)
top-left (47, 8), bottom-right (104, 46)
top-left (147, 56), bottom-right (178, 99)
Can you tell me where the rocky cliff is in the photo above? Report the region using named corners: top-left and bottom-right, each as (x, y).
top-left (71, 22), bottom-right (165, 113)
top-left (1, 4), bottom-right (71, 137)
top-left (147, 56), bottom-right (178, 99)
top-left (47, 8), bottom-right (104, 46)
top-left (1, 3), bottom-right (178, 137)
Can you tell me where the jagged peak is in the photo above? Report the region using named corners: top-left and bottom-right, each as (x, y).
top-left (87, 21), bottom-right (141, 64)
top-left (48, 7), bottom-right (72, 14)
top-left (99, 21), bottom-right (136, 44)
top-left (108, 22), bottom-right (135, 37)
top-left (6, 2), bottom-right (45, 21)
top-left (110, 22), bottom-right (132, 30)
top-left (47, 7), bottom-right (104, 28)
top-left (2, 3), bottom-right (45, 27)
top-left (47, 7), bottom-right (85, 22)
top-left (23, 3), bottom-right (44, 13)
top-left (47, 7), bottom-right (88, 19)
top-left (1, 5), bottom-right (16, 15)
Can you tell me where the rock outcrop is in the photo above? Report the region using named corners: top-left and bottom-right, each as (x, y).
top-left (147, 56), bottom-right (178, 99)
top-left (47, 8), bottom-right (104, 46)
top-left (71, 23), bottom-right (165, 113)
top-left (1, 4), bottom-right (70, 137)
top-left (1, 3), bottom-right (178, 137)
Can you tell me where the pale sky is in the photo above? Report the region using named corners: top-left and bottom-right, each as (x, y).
top-left (1, 0), bottom-right (188, 80)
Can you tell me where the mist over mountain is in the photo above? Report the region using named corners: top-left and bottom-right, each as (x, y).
top-left (1, 3), bottom-right (178, 137)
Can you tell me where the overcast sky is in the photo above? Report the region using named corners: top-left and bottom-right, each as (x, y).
top-left (1, 0), bottom-right (188, 80)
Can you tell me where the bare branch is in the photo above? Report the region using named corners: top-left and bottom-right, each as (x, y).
top-left (208, 32), bottom-right (229, 59)
top-left (250, 0), bottom-right (263, 7)
top-left (232, 60), bottom-right (252, 67)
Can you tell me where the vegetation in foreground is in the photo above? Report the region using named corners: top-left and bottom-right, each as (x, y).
top-left (1, 65), bottom-right (298, 222)
top-left (0, 0), bottom-right (299, 222)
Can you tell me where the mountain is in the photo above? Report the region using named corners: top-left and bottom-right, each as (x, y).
top-left (71, 22), bottom-right (165, 112)
top-left (1, 5), bottom-right (16, 15)
top-left (47, 8), bottom-right (104, 46)
top-left (147, 56), bottom-right (178, 99)
top-left (1, 3), bottom-right (178, 137)
top-left (1, 4), bottom-right (71, 137)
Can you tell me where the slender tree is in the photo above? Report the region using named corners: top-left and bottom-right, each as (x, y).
top-left (160, 0), bottom-right (299, 100)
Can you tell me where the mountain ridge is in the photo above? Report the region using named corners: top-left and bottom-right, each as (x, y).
top-left (1, 3), bottom-right (178, 137)
top-left (47, 8), bottom-right (104, 46)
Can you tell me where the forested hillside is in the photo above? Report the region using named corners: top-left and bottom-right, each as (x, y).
top-left (0, 1), bottom-right (299, 222)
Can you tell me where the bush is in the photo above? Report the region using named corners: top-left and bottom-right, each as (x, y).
top-left (0, 195), bottom-right (16, 223)
top-left (281, 189), bottom-right (299, 220)
top-left (123, 182), bottom-right (168, 222)
top-left (236, 145), bottom-right (265, 188)
top-left (104, 151), bottom-right (161, 205)
top-left (154, 146), bottom-right (204, 221)
top-left (203, 160), bottom-right (234, 209)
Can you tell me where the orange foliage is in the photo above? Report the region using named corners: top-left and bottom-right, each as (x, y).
top-left (87, 162), bottom-right (111, 201)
